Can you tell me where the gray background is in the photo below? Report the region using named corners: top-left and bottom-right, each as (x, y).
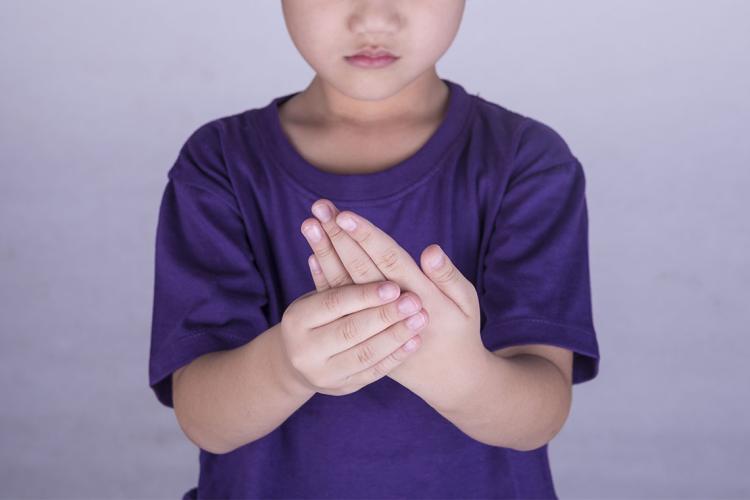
top-left (1, 0), bottom-right (748, 498)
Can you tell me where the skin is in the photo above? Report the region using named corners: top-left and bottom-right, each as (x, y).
top-left (282, 0), bottom-right (576, 449)
top-left (278, 0), bottom-right (464, 174)
top-left (301, 202), bottom-right (574, 450)
top-left (173, 0), bottom-right (577, 454)
top-left (280, 0), bottom-right (464, 121)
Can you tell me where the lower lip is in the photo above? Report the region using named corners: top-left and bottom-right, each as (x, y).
top-left (345, 54), bottom-right (398, 68)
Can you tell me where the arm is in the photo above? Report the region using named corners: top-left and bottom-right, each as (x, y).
top-left (172, 322), bottom-right (315, 455)
top-left (432, 345), bottom-right (573, 452)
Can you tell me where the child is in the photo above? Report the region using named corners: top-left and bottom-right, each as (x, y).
top-left (148, 0), bottom-right (601, 498)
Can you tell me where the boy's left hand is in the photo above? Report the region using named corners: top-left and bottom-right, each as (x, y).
top-left (300, 199), bottom-right (490, 405)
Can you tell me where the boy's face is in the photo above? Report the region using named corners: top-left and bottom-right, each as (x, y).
top-left (280, 0), bottom-right (465, 98)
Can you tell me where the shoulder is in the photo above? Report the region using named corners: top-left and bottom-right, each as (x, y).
top-left (169, 109), bottom-right (252, 178)
top-left (166, 110), bottom-right (256, 208)
top-left (470, 94), bottom-right (579, 181)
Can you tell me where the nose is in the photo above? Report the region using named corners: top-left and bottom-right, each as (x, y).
top-left (348, 0), bottom-right (401, 35)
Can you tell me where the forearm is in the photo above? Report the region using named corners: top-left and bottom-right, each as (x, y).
top-left (172, 322), bottom-right (316, 454)
top-left (405, 349), bottom-right (572, 451)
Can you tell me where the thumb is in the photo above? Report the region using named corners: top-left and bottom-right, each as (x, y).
top-left (420, 244), bottom-right (478, 317)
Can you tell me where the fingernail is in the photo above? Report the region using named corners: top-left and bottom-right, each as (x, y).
top-left (429, 249), bottom-right (444, 269)
top-left (304, 224), bottom-right (322, 243)
top-left (404, 337), bottom-right (419, 351)
top-left (398, 296), bottom-right (419, 314)
top-left (337, 215), bottom-right (357, 232)
top-left (378, 283), bottom-right (399, 301)
top-left (312, 203), bottom-right (332, 222)
top-left (406, 312), bottom-right (425, 330)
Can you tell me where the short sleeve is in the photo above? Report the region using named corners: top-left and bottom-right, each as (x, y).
top-left (148, 126), bottom-right (271, 408)
top-left (478, 119), bottom-right (601, 385)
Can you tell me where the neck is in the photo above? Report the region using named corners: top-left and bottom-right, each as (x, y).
top-left (298, 70), bottom-right (449, 128)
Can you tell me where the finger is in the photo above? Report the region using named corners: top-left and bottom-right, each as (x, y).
top-left (307, 254), bottom-right (330, 292)
top-left (317, 291), bottom-right (424, 357)
top-left (326, 299), bottom-right (428, 376)
top-left (343, 332), bottom-right (423, 388)
top-left (296, 280), bottom-right (402, 329)
top-left (301, 217), bottom-right (353, 288)
top-left (419, 244), bottom-right (477, 318)
top-left (311, 199), bottom-right (385, 284)
top-left (334, 209), bottom-right (433, 298)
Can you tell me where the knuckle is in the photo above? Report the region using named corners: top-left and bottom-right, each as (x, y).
top-left (329, 273), bottom-right (351, 288)
top-left (377, 246), bottom-right (401, 275)
top-left (377, 304), bottom-right (394, 325)
top-left (434, 264), bottom-right (457, 284)
top-left (359, 284), bottom-right (371, 305)
top-left (358, 227), bottom-right (374, 247)
top-left (388, 324), bottom-right (408, 344)
top-left (387, 349), bottom-right (405, 367)
top-left (355, 342), bottom-right (377, 366)
top-left (339, 315), bottom-right (359, 343)
top-left (322, 288), bottom-right (343, 313)
top-left (348, 256), bottom-right (372, 281)
top-left (316, 244), bottom-right (336, 260)
top-left (370, 360), bottom-right (388, 379)
top-left (328, 224), bottom-right (349, 244)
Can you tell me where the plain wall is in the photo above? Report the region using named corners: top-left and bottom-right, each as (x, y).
top-left (1, 0), bottom-right (748, 497)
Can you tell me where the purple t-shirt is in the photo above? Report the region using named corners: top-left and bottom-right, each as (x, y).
top-left (148, 78), bottom-right (600, 499)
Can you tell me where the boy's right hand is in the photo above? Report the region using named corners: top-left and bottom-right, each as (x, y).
top-left (279, 281), bottom-right (428, 397)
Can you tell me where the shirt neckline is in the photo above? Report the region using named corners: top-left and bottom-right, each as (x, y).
top-left (254, 78), bottom-right (474, 202)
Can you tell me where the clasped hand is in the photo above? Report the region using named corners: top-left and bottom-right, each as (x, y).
top-left (295, 198), bottom-right (487, 398)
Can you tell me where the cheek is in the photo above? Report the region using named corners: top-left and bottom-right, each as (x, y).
top-left (295, 22), bottom-right (345, 68)
top-left (409, 23), bottom-right (455, 65)
top-left (415, 2), bottom-right (463, 57)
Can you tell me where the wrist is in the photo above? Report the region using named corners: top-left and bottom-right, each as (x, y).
top-left (270, 323), bottom-right (317, 399)
top-left (437, 345), bottom-right (498, 417)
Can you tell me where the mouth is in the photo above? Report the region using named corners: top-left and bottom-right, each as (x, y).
top-left (344, 48), bottom-right (400, 68)
top-left (346, 48), bottom-right (398, 58)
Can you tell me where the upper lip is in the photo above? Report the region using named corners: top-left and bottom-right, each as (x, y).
top-left (347, 48), bottom-right (398, 58)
